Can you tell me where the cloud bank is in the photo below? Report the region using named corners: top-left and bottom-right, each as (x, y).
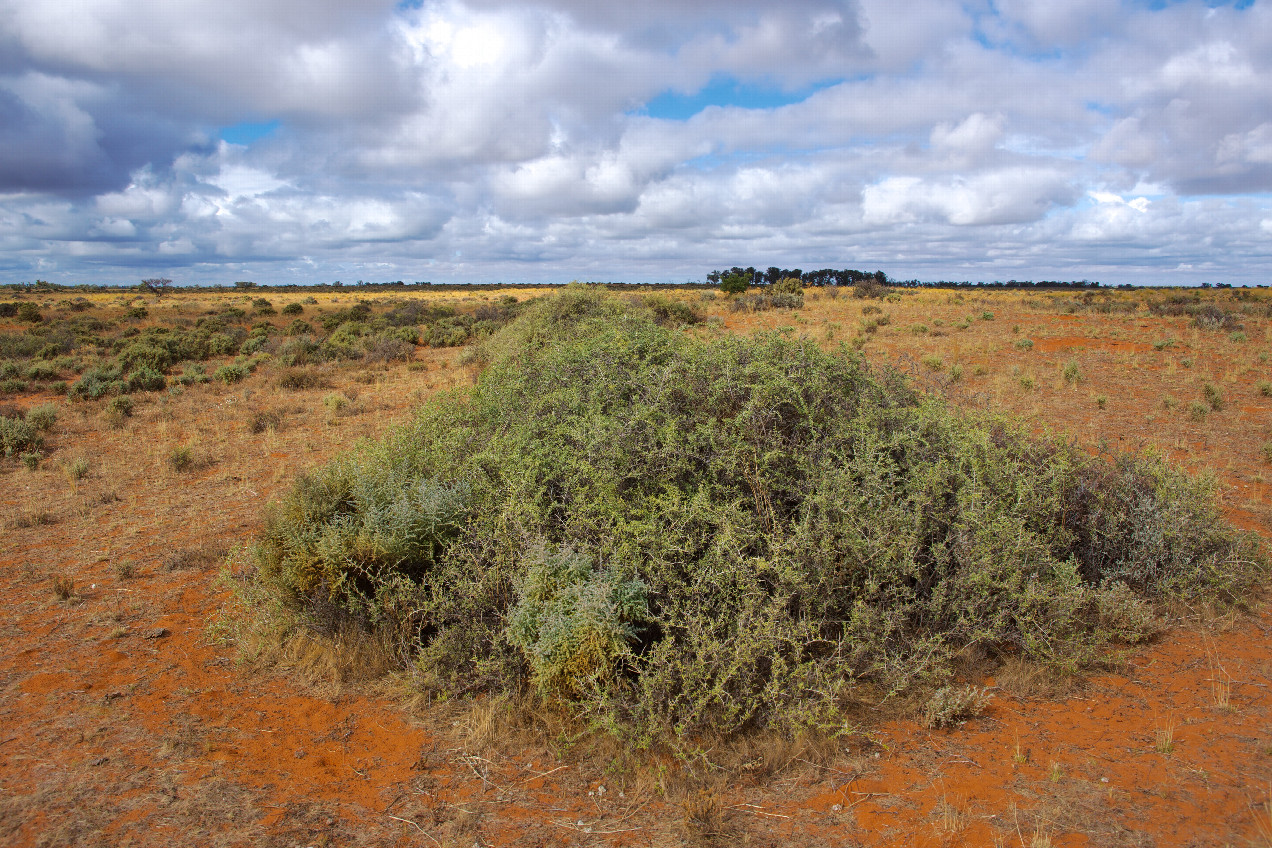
top-left (1, 0), bottom-right (1271, 284)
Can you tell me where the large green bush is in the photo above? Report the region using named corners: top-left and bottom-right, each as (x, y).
top-left (253, 288), bottom-right (1265, 740)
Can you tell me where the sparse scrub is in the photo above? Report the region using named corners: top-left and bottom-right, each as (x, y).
top-left (1014, 338), bottom-right (1034, 351)
top-left (1062, 360), bottom-right (1081, 385)
top-left (251, 289), bottom-right (1266, 741)
top-left (1189, 401), bottom-right (1209, 422)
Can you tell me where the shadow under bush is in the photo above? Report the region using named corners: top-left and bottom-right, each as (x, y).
top-left (251, 287), bottom-right (1266, 742)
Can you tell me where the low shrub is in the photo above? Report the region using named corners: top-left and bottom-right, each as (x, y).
top-left (1202, 382), bottom-right (1224, 411)
top-left (175, 363), bottom-right (210, 385)
top-left (25, 403), bottom-right (57, 431)
top-left (126, 366), bottom-right (166, 393)
top-left (923, 685), bottom-right (990, 729)
top-left (249, 410), bottom-right (282, 433)
top-left (253, 289), bottom-right (1266, 741)
top-left (69, 364), bottom-right (125, 400)
top-left (281, 302), bottom-right (304, 316)
top-left (213, 363), bottom-right (248, 384)
top-left (1, 414), bottom-right (42, 457)
top-left (278, 368), bottom-right (329, 390)
top-left (637, 294), bottom-right (705, 327)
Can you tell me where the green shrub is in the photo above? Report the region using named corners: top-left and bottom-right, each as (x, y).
top-left (105, 396), bottom-right (134, 418)
top-left (24, 362), bottom-right (59, 381)
top-left (20, 451), bottom-right (40, 470)
top-left (506, 545), bottom-right (650, 696)
top-left (169, 445), bottom-right (194, 472)
top-left (638, 294), bottom-right (705, 327)
top-left (240, 335), bottom-right (270, 356)
top-left (1189, 401), bottom-right (1208, 422)
top-left (208, 332), bottom-right (240, 356)
top-left (252, 289), bottom-right (1266, 740)
top-left (0, 378), bottom-right (28, 395)
top-left (126, 366), bottom-right (166, 393)
top-left (1263, 442), bottom-right (1272, 464)
top-left (213, 364), bottom-right (248, 384)
top-left (278, 336), bottom-right (321, 367)
top-left (1, 414), bottom-right (42, 457)
top-left (25, 403), bottom-right (57, 431)
top-left (1014, 338), bottom-right (1034, 351)
top-left (281, 302), bottom-right (304, 316)
top-left (175, 363), bottom-right (210, 385)
top-left (16, 303), bottom-right (42, 323)
top-left (1259, 380), bottom-right (1272, 398)
top-left (285, 319), bottom-right (314, 337)
top-left (1062, 360), bottom-right (1082, 385)
top-left (126, 306), bottom-right (148, 320)
top-left (70, 363), bottom-right (127, 399)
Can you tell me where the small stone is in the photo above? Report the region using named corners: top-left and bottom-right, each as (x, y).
top-left (832, 803), bottom-right (842, 812)
top-left (143, 627), bottom-right (169, 639)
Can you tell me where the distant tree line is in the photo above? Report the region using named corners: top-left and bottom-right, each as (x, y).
top-left (706, 267), bottom-right (890, 291)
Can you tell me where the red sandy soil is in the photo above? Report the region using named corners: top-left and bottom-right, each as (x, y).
top-left (2, 288), bottom-right (1271, 847)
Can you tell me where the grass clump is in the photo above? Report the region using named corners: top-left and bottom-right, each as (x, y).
top-left (250, 289), bottom-right (1266, 742)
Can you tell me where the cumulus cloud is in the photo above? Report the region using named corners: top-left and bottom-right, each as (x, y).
top-left (0, 0), bottom-right (1270, 284)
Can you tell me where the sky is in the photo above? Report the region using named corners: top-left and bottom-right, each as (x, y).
top-left (2, 1), bottom-right (1272, 286)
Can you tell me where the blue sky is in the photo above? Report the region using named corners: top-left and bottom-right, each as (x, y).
top-left (1, 0), bottom-right (1271, 285)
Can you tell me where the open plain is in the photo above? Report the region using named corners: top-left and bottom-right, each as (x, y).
top-left (2, 283), bottom-right (1271, 847)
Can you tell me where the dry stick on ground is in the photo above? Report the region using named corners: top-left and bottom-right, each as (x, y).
top-left (385, 813), bottom-right (442, 847)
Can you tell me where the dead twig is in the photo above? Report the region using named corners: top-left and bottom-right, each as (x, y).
top-left (387, 814), bottom-right (442, 847)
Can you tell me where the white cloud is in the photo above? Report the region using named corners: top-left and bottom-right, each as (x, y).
top-left (0, 0), bottom-right (1270, 284)
top-left (862, 169), bottom-right (1075, 227)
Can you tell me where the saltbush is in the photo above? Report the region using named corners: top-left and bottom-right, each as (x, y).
top-left (254, 289), bottom-right (1266, 741)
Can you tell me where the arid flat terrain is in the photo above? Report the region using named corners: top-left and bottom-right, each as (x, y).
top-left (2, 284), bottom-right (1270, 847)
